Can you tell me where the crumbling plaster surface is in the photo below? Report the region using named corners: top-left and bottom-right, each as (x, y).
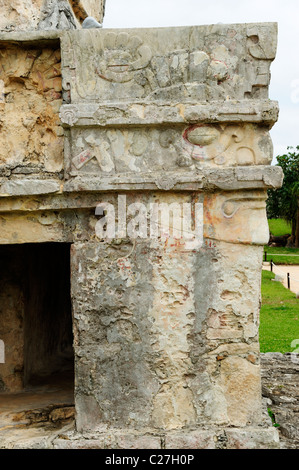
top-left (71, 237), bottom-right (265, 432)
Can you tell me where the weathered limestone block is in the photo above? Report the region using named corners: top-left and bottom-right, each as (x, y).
top-left (261, 353), bottom-right (299, 449)
top-left (57, 23), bottom-right (281, 448)
top-left (0, 45), bottom-right (63, 173)
top-left (61, 166), bottom-right (283, 194)
top-left (67, 192), bottom-right (266, 433)
top-left (63, 124), bottom-right (273, 178)
top-left (61, 24), bottom-right (277, 104)
top-left (0, 284), bottom-right (24, 392)
top-left (38, 0), bottom-right (104, 31)
top-left (60, 23), bottom-right (278, 180)
top-left (70, 237), bottom-right (265, 432)
top-left (60, 100), bottom-right (279, 128)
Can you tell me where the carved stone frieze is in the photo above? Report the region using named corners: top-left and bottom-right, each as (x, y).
top-left (61, 23), bottom-right (278, 104)
top-left (59, 100), bottom-right (279, 128)
top-left (204, 190), bottom-right (270, 245)
top-left (65, 123), bottom-right (273, 177)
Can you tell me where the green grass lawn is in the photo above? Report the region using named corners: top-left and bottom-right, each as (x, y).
top-left (264, 246), bottom-right (299, 265)
top-left (260, 270), bottom-right (299, 353)
top-left (268, 219), bottom-right (292, 237)
top-left (265, 219), bottom-right (299, 265)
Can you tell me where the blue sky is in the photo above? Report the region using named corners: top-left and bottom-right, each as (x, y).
top-left (103, 0), bottom-right (299, 161)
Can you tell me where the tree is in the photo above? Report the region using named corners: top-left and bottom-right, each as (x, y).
top-left (266, 146), bottom-right (299, 247)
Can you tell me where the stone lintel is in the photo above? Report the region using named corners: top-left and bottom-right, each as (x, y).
top-left (0, 31), bottom-right (61, 49)
top-left (0, 179), bottom-right (62, 197)
top-left (63, 166), bottom-right (283, 193)
top-left (0, 166), bottom-right (283, 199)
top-left (59, 100), bottom-right (279, 128)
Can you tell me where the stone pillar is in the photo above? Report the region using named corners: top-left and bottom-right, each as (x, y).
top-left (58, 23), bottom-right (283, 448)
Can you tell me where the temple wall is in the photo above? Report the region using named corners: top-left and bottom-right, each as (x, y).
top-left (0, 10), bottom-right (283, 448)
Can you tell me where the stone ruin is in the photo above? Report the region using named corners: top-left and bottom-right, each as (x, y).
top-left (0, 0), bottom-right (284, 449)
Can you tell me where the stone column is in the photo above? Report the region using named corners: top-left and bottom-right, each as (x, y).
top-left (58, 23), bottom-right (282, 448)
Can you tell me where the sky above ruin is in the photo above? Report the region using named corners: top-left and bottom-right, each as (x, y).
top-left (104, 0), bottom-right (299, 162)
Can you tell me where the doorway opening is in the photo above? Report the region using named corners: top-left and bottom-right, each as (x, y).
top-left (0, 243), bottom-right (74, 426)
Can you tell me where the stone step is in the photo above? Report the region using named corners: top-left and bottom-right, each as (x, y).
top-left (0, 404), bottom-right (75, 428)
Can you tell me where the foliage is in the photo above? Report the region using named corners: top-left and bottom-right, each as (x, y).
top-left (268, 219), bottom-right (292, 237)
top-left (267, 147), bottom-right (299, 245)
top-left (268, 408), bottom-right (280, 428)
top-left (265, 219), bottom-right (299, 264)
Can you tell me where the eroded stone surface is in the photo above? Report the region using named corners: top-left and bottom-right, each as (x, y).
top-left (60, 24), bottom-right (278, 183)
top-left (261, 353), bottom-right (299, 449)
top-left (0, 45), bottom-right (63, 174)
top-left (0, 0), bottom-right (106, 32)
top-left (69, 230), bottom-right (266, 432)
top-left (64, 124), bottom-right (273, 178)
top-left (0, 0), bottom-right (44, 32)
top-left (61, 24), bottom-right (277, 104)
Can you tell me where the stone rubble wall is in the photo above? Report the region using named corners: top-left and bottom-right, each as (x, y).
top-left (261, 353), bottom-right (299, 449)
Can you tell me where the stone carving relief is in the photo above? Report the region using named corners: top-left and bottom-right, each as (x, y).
top-left (243, 25), bottom-right (278, 99)
top-left (38, 0), bottom-right (78, 30)
top-left (61, 23), bottom-right (277, 103)
top-left (247, 26), bottom-right (277, 60)
top-left (71, 133), bottom-right (115, 173)
top-left (204, 191), bottom-right (270, 245)
top-left (96, 32), bottom-right (152, 83)
top-left (155, 176), bottom-right (178, 191)
top-left (59, 104), bottom-right (79, 126)
top-left (67, 123), bottom-right (273, 176)
top-left (69, 128), bottom-right (153, 175)
top-left (160, 124), bottom-right (273, 168)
